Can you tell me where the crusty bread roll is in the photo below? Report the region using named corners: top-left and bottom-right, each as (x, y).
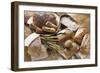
top-left (42, 26), bottom-right (56, 33)
top-left (80, 34), bottom-right (90, 55)
top-left (57, 29), bottom-right (74, 44)
top-left (45, 21), bottom-right (58, 29)
top-left (73, 27), bottom-right (87, 44)
top-left (64, 40), bottom-right (79, 51)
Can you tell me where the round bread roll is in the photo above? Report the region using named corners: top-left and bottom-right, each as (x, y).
top-left (57, 29), bottom-right (73, 44)
top-left (64, 40), bottom-right (79, 52)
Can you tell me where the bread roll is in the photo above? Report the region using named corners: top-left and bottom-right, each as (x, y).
top-left (42, 26), bottom-right (56, 33)
top-left (57, 29), bottom-right (73, 44)
top-left (45, 21), bottom-right (57, 29)
top-left (73, 27), bottom-right (87, 44)
top-left (64, 40), bottom-right (79, 52)
top-left (80, 34), bottom-right (90, 55)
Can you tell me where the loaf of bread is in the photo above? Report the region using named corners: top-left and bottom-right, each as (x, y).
top-left (27, 13), bottom-right (59, 34)
top-left (60, 15), bottom-right (79, 32)
top-left (27, 37), bottom-right (48, 61)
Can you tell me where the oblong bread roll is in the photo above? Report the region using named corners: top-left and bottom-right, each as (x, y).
top-left (80, 34), bottom-right (90, 55)
top-left (73, 27), bottom-right (87, 44)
